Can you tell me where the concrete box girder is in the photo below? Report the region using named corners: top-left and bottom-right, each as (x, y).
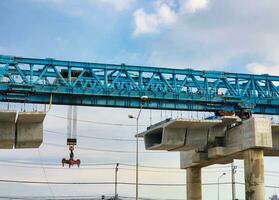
top-left (0, 110), bottom-right (17, 148)
top-left (181, 117), bottom-right (273, 168)
top-left (225, 117), bottom-right (272, 150)
top-left (15, 112), bottom-right (46, 148)
top-left (140, 117), bottom-right (239, 152)
top-left (140, 117), bottom-right (279, 169)
top-left (166, 118), bottom-right (222, 129)
top-left (140, 116), bottom-right (276, 200)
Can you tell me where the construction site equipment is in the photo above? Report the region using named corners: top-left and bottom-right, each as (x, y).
top-left (1, 55), bottom-right (279, 115)
top-left (61, 106), bottom-right (80, 168)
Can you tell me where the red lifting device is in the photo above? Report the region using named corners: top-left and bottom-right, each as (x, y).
top-left (62, 106), bottom-right (81, 168)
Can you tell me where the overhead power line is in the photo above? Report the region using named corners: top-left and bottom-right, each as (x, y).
top-left (47, 114), bottom-right (146, 127)
top-left (236, 166), bottom-right (279, 175)
top-left (43, 142), bottom-right (169, 154)
top-left (37, 149), bottom-right (55, 198)
top-left (44, 129), bottom-right (138, 142)
top-left (7, 179), bottom-right (279, 188)
top-left (0, 179), bottom-right (232, 186)
top-left (0, 163), bottom-right (115, 170)
top-left (0, 162), bottom-right (233, 174)
top-left (0, 195), bottom-right (185, 200)
top-left (0, 159), bottom-right (232, 170)
top-left (119, 196), bottom-right (185, 200)
top-left (0, 197), bottom-right (124, 200)
top-left (0, 159), bottom-right (119, 167)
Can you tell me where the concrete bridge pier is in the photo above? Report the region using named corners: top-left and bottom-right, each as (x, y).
top-left (187, 167), bottom-right (202, 200)
top-left (138, 117), bottom-right (279, 200)
top-left (244, 149), bottom-right (265, 200)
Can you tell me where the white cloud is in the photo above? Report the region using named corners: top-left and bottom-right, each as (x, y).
top-left (133, 9), bottom-right (160, 35)
top-left (132, 0), bottom-right (209, 36)
top-left (182, 0), bottom-right (209, 13)
top-left (156, 1), bottom-right (178, 24)
top-left (133, 1), bottom-right (178, 36)
top-left (144, 1), bottom-right (279, 71)
top-left (246, 63), bottom-right (279, 76)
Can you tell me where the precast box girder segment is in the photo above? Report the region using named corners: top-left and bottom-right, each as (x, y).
top-left (138, 117), bottom-right (279, 168)
top-left (0, 111), bottom-right (45, 149)
top-left (0, 55), bottom-right (279, 114)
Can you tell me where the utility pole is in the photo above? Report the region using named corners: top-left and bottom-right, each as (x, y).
top-left (115, 163), bottom-right (119, 200)
top-left (231, 161), bottom-right (237, 200)
top-left (128, 95), bottom-right (149, 200)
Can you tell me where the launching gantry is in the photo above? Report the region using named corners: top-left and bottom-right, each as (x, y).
top-left (138, 116), bottom-right (279, 200)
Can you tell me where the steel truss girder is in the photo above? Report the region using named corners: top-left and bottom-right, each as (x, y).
top-left (0, 55), bottom-right (279, 114)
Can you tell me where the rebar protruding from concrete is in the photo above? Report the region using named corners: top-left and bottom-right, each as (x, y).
top-left (244, 149), bottom-right (265, 200)
top-left (187, 167), bottom-right (202, 200)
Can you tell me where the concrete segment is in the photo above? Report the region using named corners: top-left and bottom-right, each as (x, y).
top-left (182, 117), bottom-right (273, 168)
top-left (15, 112), bottom-right (46, 148)
top-left (142, 118), bottom-right (224, 151)
top-left (223, 117), bottom-right (272, 150)
top-left (272, 124), bottom-right (279, 150)
top-left (140, 117), bottom-right (242, 152)
top-left (244, 149), bottom-right (265, 200)
top-left (187, 167), bottom-right (202, 200)
top-left (141, 117), bottom-right (276, 168)
top-left (139, 117), bottom-right (279, 199)
top-left (0, 110), bottom-right (16, 148)
top-left (180, 148), bottom-right (237, 168)
top-left (166, 118), bottom-right (222, 129)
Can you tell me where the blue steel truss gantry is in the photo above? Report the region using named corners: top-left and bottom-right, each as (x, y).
top-left (0, 55), bottom-right (279, 114)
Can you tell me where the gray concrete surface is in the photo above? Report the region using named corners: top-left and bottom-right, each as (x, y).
top-left (0, 110), bottom-right (17, 148)
top-left (244, 149), bottom-right (265, 200)
top-left (187, 167), bottom-right (202, 200)
top-left (138, 116), bottom-right (279, 200)
top-left (15, 112), bottom-right (46, 148)
top-left (139, 117), bottom-right (277, 168)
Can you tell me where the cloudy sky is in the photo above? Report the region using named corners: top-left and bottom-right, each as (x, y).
top-left (1, 0), bottom-right (279, 199)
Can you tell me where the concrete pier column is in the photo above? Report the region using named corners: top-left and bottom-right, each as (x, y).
top-left (187, 167), bottom-right (202, 200)
top-left (244, 149), bottom-right (265, 200)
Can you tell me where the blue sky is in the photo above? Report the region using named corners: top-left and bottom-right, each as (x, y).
top-left (1, 0), bottom-right (278, 72)
top-left (1, 0), bottom-right (279, 199)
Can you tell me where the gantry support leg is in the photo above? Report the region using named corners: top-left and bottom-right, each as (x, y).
top-left (244, 149), bottom-right (265, 200)
top-left (187, 167), bottom-right (202, 200)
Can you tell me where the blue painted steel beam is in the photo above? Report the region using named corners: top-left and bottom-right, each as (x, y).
top-left (0, 55), bottom-right (279, 114)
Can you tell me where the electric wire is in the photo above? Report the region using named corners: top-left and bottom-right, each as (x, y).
top-left (0, 195), bottom-right (185, 200)
top-left (0, 179), bottom-right (233, 186)
top-left (0, 163), bottom-right (116, 170)
top-left (4, 159), bottom-right (279, 177)
top-left (37, 149), bottom-right (55, 199)
top-left (0, 159), bottom-right (232, 170)
top-left (47, 114), bottom-right (145, 127)
top-left (43, 142), bottom-right (169, 154)
top-left (0, 162), bottom-right (233, 174)
top-left (0, 159), bottom-right (121, 167)
top-left (236, 166), bottom-right (279, 175)
top-left (3, 180), bottom-right (278, 189)
top-left (44, 129), bottom-right (138, 142)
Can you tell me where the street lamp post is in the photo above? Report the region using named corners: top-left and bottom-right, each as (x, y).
top-left (128, 96), bottom-right (148, 200)
top-left (218, 172), bottom-right (226, 200)
top-left (231, 162), bottom-right (237, 200)
top-left (114, 163), bottom-right (119, 200)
